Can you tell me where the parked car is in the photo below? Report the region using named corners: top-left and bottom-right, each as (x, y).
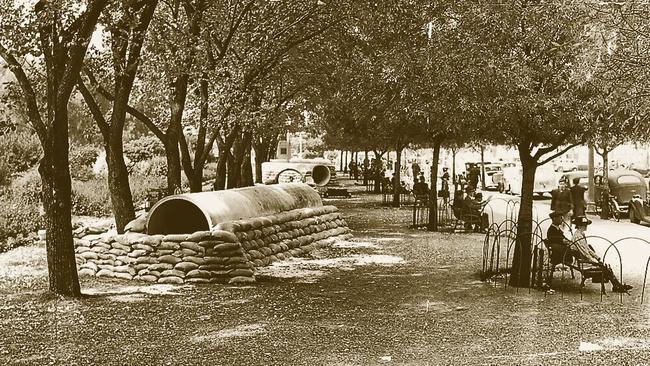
top-left (600, 169), bottom-right (647, 215)
top-left (558, 169), bottom-right (646, 215)
top-left (558, 170), bottom-right (588, 189)
top-left (464, 162), bottom-right (506, 192)
top-left (533, 165), bottom-right (558, 196)
top-left (507, 165), bottom-right (557, 196)
top-left (482, 163), bottom-right (506, 192)
top-left (553, 159), bottom-right (579, 172)
top-left (500, 162), bottom-right (521, 194)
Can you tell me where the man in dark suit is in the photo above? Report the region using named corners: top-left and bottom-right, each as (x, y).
top-left (570, 177), bottom-right (587, 218)
top-left (546, 211), bottom-right (573, 262)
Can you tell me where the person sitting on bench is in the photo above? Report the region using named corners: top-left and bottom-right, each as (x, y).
top-left (546, 211), bottom-right (575, 264)
top-left (463, 191), bottom-right (489, 232)
top-left (412, 176), bottom-right (429, 200)
top-left (569, 216), bottom-right (632, 294)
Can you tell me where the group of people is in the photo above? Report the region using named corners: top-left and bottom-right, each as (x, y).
top-left (452, 188), bottom-right (490, 232)
top-left (410, 166), bottom-right (451, 201)
top-left (546, 179), bottom-right (633, 294)
top-left (550, 177), bottom-right (587, 219)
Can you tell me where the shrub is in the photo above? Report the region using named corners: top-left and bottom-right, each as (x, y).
top-left (130, 173), bottom-right (167, 208)
top-left (203, 162), bottom-right (218, 182)
top-left (10, 169), bottom-right (41, 203)
top-left (124, 136), bottom-right (165, 163)
top-left (131, 155), bottom-right (167, 177)
top-left (70, 144), bottom-right (98, 168)
top-left (70, 173), bottom-right (167, 216)
top-left (0, 160), bottom-right (11, 186)
top-left (69, 145), bottom-right (98, 181)
top-left (0, 130), bottom-right (42, 185)
top-left (71, 178), bottom-right (112, 217)
top-left (0, 187), bottom-right (42, 252)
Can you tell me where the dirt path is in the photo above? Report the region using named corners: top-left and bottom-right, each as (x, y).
top-left (1, 183), bottom-right (650, 365)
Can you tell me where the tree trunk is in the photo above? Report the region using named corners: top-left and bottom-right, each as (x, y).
top-left (392, 148), bottom-right (402, 207)
top-left (480, 146), bottom-right (486, 190)
top-left (373, 151), bottom-right (385, 193)
top-left (428, 140), bottom-right (441, 231)
top-left (213, 130), bottom-right (241, 191)
top-left (189, 169), bottom-right (203, 193)
top-left (105, 141), bottom-right (135, 233)
top-left (363, 151), bottom-right (369, 186)
top-left (165, 75), bottom-right (189, 194)
top-left (227, 150), bottom-right (238, 189)
top-left (227, 132), bottom-right (250, 188)
top-left (241, 151), bottom-right (254, 187)
top-left (339, 150), bottom-right (344, 172)
top-left (40, 111), bottom-right (80, 297)
top-left (214, 151), bottom-right (228, 191)
top-left (165, 137), bottom-right (182, 194)
top-left (183, 77), bottom-right (210, 193)
top-left (452, 148), bottom-right (457, 189)
top-left (240, 132), bottom-right (253, 187)
top-left (601, 148), bottom-right (610, 219)
top-left (253, 140), bottom-right (269, 184)
top-left (509, 153), bottom-right (537, 288)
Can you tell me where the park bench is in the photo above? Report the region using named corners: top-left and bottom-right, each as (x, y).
top-left (451, 204), bottom-right (486, 233)
top-left (533, 239), bottom-right (605, 291)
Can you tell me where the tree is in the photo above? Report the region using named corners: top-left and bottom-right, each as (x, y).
top-left (0, 0), bottom-right (110, 297)
top-left (463, 2), bottom-right (595, 287)
top-left (77, 0), bottom-right (158, 233)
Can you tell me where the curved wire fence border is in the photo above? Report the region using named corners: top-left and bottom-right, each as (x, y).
top-left (481, 217), bottom-right (650, 304)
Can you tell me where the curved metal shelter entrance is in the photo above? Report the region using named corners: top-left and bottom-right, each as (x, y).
top-left (146, 183), bottom-right (323, 235)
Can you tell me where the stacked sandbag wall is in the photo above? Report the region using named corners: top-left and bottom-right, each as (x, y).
top-left (73, 205), bottom-right (351, 284)
top-left (218, 205), bottom-right (352, 268)
top-left (73, 228), bottom-right (255, 284)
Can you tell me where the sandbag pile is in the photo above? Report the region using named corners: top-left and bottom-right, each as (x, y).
top-left (73, 205), bottom-right (351, 284)
top-left (219, 205), bottom-right (352, 268)
top-left (74, 229), bottom-right (254, 284)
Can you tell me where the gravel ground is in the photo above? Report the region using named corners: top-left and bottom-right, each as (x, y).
top-left (1, 181), bottom-right (650, 365)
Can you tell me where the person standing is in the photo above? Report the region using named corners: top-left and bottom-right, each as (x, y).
top-left (468, 166), bottom-right (480, 191)
top-left (570, 177), bottom-right (587, 218)
top-left (411, 160), bottom-right (421, 180)
top-left (413, 176), bottom-right (429, 200)
top-left (551, 182), bottom-right (572, 220)
top-left (441, 167), bottom-right (450, 203)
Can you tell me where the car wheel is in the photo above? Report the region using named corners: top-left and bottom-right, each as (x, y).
top-left (571, 167), bottom-right (577, 172)
top-left (556, 166), bottom-right (563, 172)
top-left (498, 182), bottom-right (504, 193)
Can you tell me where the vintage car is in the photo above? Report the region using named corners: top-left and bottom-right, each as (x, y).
top-left (261, 158), bottom-right (336, 186)
top-left (559, 169), bottom-right (647, 216)
top-left (465, 162), bottom-right (506, 192)
top-left (599, 169), bottom-right (647, 215)
top-left (500, 161), bottom-right (521, 194)
top-left (506, 164), bottom-right (557, 196)
top-left (558, 171), bottom-right (588, 190)
top-left (553, 158), bottom-right (579, 172)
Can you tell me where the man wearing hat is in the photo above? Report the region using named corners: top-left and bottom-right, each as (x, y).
top-left (546, 211), bottom-right (572, 259)
top-left (570, 216), bottom-right (633, 293)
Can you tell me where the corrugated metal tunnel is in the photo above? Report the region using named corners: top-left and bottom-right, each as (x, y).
top-left (146, 183), bottom-right (323, 235)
